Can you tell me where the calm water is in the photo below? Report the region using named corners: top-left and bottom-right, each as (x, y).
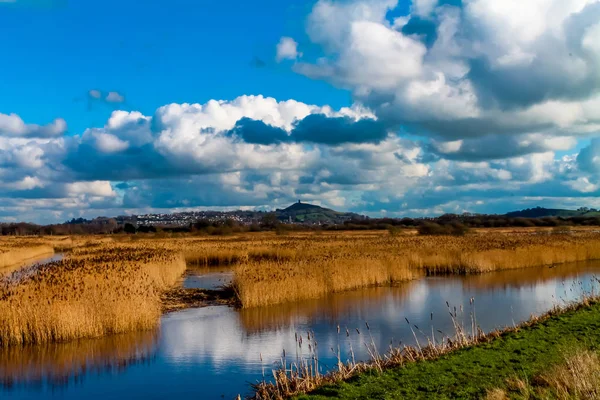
top-left (2, 261), bottom-right (600, 399)
top-left (182, 267), bottom-right (233, 290)
top-left (1, 253), bottom-right (64, 284)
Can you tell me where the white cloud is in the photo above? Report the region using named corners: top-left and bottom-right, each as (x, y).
top-left (94, 133), bottom-right (129, 153)
top-left (10, 176), bottom-right (44, 190)
top-left (66, 181), bottom-right (116, 197)
top-left (412, 0), bottom-right (438, 17)
top-left (566, 177), bottom-right (599, 193)
top-left (276, 37), bottom-right (300, 62)
top-left (106, 91), bottom-right (125, 103)
top-left (0, 96), bottom-right (598, 224)
top-left (296, 0), bottom-right (600, 143)
top-left (0, 113), bottom-right (66, 138)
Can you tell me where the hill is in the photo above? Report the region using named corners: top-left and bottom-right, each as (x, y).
top-left (276, 201), bottom-right (364, 224)
top-left (505, 206), bottom-right (600, 218)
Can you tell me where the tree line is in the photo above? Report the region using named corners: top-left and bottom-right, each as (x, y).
top-left (2, 212), bottom-right (599, 236)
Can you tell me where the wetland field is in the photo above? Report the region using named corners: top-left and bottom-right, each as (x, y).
top-left (2, 229), bottom-right (600, 399)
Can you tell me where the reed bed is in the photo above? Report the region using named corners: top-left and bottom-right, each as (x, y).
top-left (228, 231), bottom-right (600, 307)
top-left (3, 229), bottom-right (600, 345)
top-left (0, 243), bottom-right (185, 346)
top-left (234, 255), bottom-right (422, 308)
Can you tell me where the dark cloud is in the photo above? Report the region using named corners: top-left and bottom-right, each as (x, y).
top-left (401, 17), bottom-right (438, 48)
top-left (292, 114), bottom-right (387, 144)
top-left (428, 134), bottom-right (573, 162)
top-left (122, 176), bottom-right (283, 209)
top-left (400, 118), bottom-right (554, 140)
top-left (228, 117), bottom-right (289, 144)
top-left (228, 114), bottom-right (388, 145)
top-left (577, 139), bottom-right (600, 174)
top-left (63, 143), bottom-right (180, 181)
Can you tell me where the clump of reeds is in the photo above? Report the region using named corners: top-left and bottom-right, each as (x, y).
top-left (228, 230), bottom-right (600, 307)
top-left (0, 243), bottom-right (185, 346)
top-left (234, 255), bottom-right (422, 308)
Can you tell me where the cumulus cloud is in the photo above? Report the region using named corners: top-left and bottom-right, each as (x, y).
top-left (0, 113), bottom-right (67, 138)
top-left (276, 37), bottom-right (300, 62)
top-left (93, 133), bottom-right (129, 153)
top-left (295, 0), bottom-right (600, 151)
top-left (1, 96), bottom-right (599, 224)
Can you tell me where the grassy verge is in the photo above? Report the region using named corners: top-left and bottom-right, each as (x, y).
top-left (294, 301), bottom-right (600, 400)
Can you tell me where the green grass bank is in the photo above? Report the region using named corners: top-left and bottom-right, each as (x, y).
top-left (296, 302), bottom-right (600, 400)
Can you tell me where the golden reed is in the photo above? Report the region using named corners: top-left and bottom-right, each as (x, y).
top-left (231, 231), bottom-right (600, 307)
top-left (2, 229), bottom-right (600, 345)
top-left (0, 242), bottom-right (185, 346)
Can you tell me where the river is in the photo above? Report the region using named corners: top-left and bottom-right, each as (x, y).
top-left (2, 260), bottom-right (599, 399)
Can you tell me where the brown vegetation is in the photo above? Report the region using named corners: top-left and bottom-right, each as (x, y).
top-left (161, 287), bottom-right (237, 313)
top-left (486, 348), bottom-right (600, 399)
top-left (231, 230), bottom-right (600, 307)
top-left (2, 228), bottom-right (600, 345)
top-left (0, 236), bottom-right (64, 274)
top-left (0, 242), bottom-right (185, 346)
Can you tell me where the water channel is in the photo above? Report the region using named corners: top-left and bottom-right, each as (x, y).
top-left (2, 260), bottom-right (600, 399)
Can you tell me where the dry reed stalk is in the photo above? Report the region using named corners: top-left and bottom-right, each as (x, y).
top-left (539, 349), bottom-right (600, 399)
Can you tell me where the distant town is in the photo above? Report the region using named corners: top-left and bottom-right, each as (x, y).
top-left (1, 204), bottom-right (599, 236)
top-left (91, 201), bottom-right (366, 228)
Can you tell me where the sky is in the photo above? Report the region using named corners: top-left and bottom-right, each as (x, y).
top-left (1, 0), bottom-right (600, 223)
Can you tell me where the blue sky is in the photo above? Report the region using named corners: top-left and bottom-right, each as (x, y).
top-left (1, 0), bottom-right (600, 223)
top-left (0, 0), bottom-right (350, 132)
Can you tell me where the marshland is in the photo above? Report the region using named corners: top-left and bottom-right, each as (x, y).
top-left (3, 229), bottom-right (600, 399)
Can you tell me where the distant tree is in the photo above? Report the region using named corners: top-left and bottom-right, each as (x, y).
top-left (137, 225), bottom-right (156, 233)
top-left (194, 219), bottom-right (212, 230)
top-left (224, 218), bottom-right (236, 228)
top-left (124, 223), bottom-right (136, 234)
top-left (260, 213), bottom-right (279, 229)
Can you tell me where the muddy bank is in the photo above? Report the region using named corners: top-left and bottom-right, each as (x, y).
top-left (161, 286), bottom-right (237, 313)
